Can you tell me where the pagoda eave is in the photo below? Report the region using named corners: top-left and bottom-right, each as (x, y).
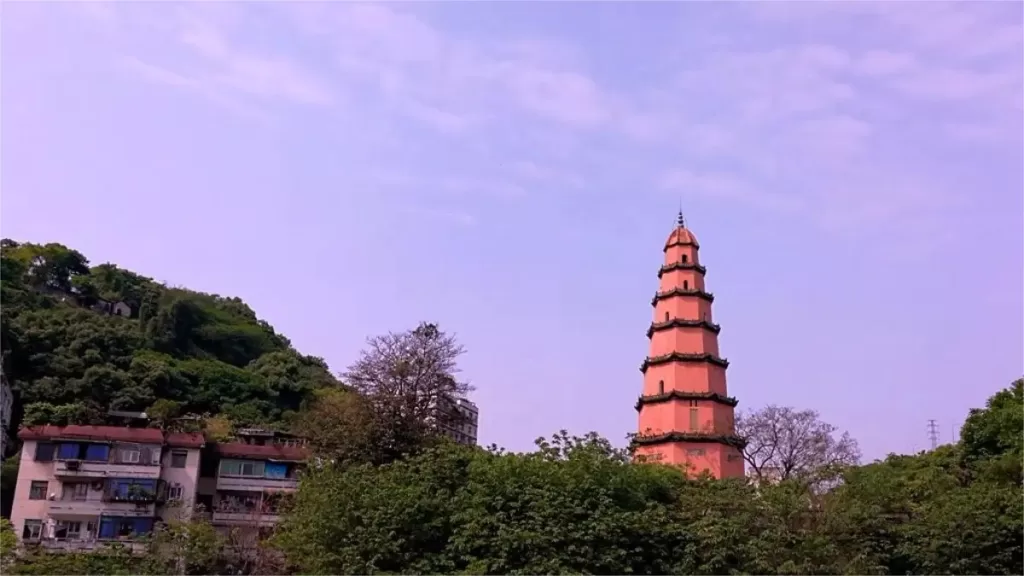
top-left (657, 262), bottom-right (707, 277)
top-left (632, 431), bottom-right (747, 450)
top-left (634, 391), bottom-right (739, 412)
top-left (663, 239), bottom-right (700, 252)
top-left (646, 319), bottom-right (721, 339)
top-left (640, 353), bottom-right (730, 373)
top-left (651, 288), bottom-right (715, 306)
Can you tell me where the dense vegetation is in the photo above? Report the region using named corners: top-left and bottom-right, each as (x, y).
top-left (1, 239), bottom-right (1020, 574)
top-left (0, 239), bottom-right (339, 432)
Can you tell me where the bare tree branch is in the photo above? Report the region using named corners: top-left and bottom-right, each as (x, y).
top-left (342, 322), bottom-right (472, 462)
top-left (736, 405), bottom-right (860, 489)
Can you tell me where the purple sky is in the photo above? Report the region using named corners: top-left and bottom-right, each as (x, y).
top-left (3, 2), bottom-right (1022, 461)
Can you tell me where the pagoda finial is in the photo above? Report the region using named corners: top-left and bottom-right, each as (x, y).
top-left (676, 202), bottom-right (685, 228)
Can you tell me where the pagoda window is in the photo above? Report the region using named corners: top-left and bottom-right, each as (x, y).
top-left (664, 312), bottom-right (669, 322)
top-left (683, 281), bottom-right (689, 289)
top-left (681, 254), bottom-right (688, 263)
top-left (658, 381), bottom-right (665, 394)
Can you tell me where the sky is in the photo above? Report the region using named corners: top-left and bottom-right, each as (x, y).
top-left (3, 1), bottom-right (1022, 462)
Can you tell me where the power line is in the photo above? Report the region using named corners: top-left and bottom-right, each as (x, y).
top-left (927, 419), bottom-right (939, 450)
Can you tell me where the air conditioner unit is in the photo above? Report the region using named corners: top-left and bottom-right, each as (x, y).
top-left (64, 460), bottom-right (82, 471)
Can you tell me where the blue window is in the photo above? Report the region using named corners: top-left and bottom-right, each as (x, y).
top-left (57, 443), bottom-right (81, 459)
top-left (108, 479), bottom-right (157, 500)
top-left (98, 516), bottom-right (154, 539)
top-left (34, 443), bottom-right (55, 462)
top-left (265, 462), bottom-right (288, 479)
top-left (84, 444), bottom-right (110, 462)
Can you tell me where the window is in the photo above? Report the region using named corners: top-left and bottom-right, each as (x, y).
top-left (22, 520), bottom-right (42, 541)
top-left (689, 408), bottom-right (699, 431)
top-left (170, 451), bottom-right (188, 468)
top-left (57, 443), bottom-right (81, 460)
top-left (219, 459), bottom-right (266, 478)
top-left (108, 479), bottom-right (156, 501)
top-left (62, 482), bottom-right (89, 501)
top-left (34, 442), bottom-right (55, 462)
top-left (657, 380), bottom-right (665, 395)
top-left (663, 312), bottom-right (669, 322)
top-left (98, 517), bottom-right (153, 539)
top-left (681, 254), bottom-right (688, 263)
top-left (84, 444), bottom-right (110, 462)
top-left (167, 484), bottom-right (184, 501)
top-left (683, 281), bottom-right (689, 289)
top-left (55, 521), bottom-right (82, 540)
top-left (118, 448), bottom-right (141, 464)
top-left (687, 448), bottom-right (706, 456)
top-left (29, 481), bottom-right (48, 500)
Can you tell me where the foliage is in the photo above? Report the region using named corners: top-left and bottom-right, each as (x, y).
top-left (736, 404), bottom-right (861, 488)
top-left (275, 381), bottom-right (1023, 575)
top-left (292, 387), bottom-right (376, 466)
top-left (0, 239), bottom-right (342, 431)
top-left (0, 454), bottom-right (18, 517)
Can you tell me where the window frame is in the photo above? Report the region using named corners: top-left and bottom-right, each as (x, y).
top-left (28, 480), bottom-right (49, 500)
top-left (170, 450), bottom-right (188, 468)
top-left (34, 442), bottom-right (56, 462)
top-left (22, 519), bottom-right (43, 541)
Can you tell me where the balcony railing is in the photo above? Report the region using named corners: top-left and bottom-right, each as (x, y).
top-left (215, 475), bottom-right (298, 492)
top-left (47, 496), bottom-right (156, 518)
top-left (54, 459), bottom-right (161, 479)
top-left (211, 510), bottom-right (283, 527)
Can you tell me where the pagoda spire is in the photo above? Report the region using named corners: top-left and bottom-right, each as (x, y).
top-left (632, 219), bottom-right (745, 478)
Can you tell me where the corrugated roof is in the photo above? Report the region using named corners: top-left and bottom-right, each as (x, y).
top-left (19, 425), bottom-right (204, 448)
top-left (213, 442), bottom-right (309, 462)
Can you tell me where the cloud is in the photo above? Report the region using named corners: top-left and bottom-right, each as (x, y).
top-left (79, 2), bottom-right (1021, 238)
top-left (119, 56), bottom-right (274, 125)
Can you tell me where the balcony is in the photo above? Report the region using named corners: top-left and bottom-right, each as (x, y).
top-left (47, 497), bottom-right (156, 518)
top-left (40, 538), bottom-right (149, 554)
top-left (215, 476), bottom-right (298, 492)
top-left (211, 510), bottom-right (282, 527)
top-left (54, 459), bottom-right (161, 480)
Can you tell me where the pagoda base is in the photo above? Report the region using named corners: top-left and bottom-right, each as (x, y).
top-left (633, 441), bottom-right (744, 479)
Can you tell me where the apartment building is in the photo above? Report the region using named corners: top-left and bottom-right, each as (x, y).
top-left (10, 425), bottom-right (205, 550)
top-left (437, 396), bottom-right (479, 446)
top-left (195, 429), bottom-right (308, 532)
top-left (10, 425), bottom-right (311, 550)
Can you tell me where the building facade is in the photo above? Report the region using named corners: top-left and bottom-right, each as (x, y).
top-left (438, 396), bottom-right (479, 446)
top-left (194, 428), bottom-right (307, 534)
top-left (9, 425), bottom-right (311, 549)
top-left (633, 214), bottom-right (745, 479)
top-left (10, 425), bottom-right (205, 550)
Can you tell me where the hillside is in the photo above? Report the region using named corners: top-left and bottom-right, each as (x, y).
top-left (0, 239), bottom-right (339, 437)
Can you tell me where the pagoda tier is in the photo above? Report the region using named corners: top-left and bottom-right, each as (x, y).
top-left (633, 214), bottom-right (744, 478)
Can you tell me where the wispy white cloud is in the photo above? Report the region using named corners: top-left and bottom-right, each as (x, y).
top-left (81, 2), bottom-right (1021, 236)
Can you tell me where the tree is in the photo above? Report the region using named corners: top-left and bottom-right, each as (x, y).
top-left (959, 378), bottom-right (1023, 463)
top-left (292, 387), bottom-right (376, 466)
top-left (0, 238), bottom-right (340, 432)
top-left (736, 405), bottom-right (860, 488)
top-left (343, 322), bottom-right (472, 463)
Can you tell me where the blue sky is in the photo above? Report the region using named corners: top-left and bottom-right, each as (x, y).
top-left (4, 1), bottom-right (1022, 460)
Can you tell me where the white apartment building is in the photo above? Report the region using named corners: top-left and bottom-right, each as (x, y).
top-left (10, 425), bottom-right (205, 550)
top-left (10, 425), bottom-right (310, 550)
top-left (438, 396), bottom-right (479, 446)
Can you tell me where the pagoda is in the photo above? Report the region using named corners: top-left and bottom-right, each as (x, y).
top-left (632, 213), bottom-right (745, 478)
